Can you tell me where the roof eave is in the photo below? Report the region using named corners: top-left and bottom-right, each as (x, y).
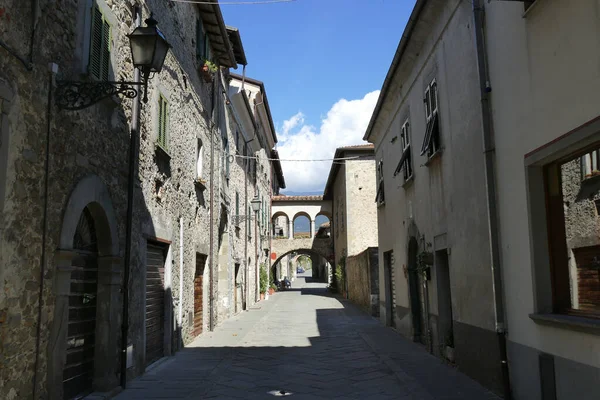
top-left (363, 0), bottom-right (429, 142)
top-left (198, 2), bottom-right (237, 69)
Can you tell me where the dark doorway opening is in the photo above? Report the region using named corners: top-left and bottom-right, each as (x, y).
top-left (435, 249), bottom-right (454, 357)
top-left (408, 237), bottom-right (423, 343)
top-left (383, 250), bottom-right (395, 328)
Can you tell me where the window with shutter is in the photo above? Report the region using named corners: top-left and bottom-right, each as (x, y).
top-left (421, 79), bottom-right (441, 158)
top-left (394, 119), bottom-right (413, 182)
top-left (89, 4), bottom-right (111, 81)
top-left (196, 19), bottom-right (205, 61)
top-left (157, 95), bottom-right (169, 150)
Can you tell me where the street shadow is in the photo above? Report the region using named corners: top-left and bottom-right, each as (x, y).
top-left (114, 301), bottom-right (500, 400)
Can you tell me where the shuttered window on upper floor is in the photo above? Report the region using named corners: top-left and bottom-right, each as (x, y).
top-left (157, 94), bottom-right (169, 150)
top-left (89, 3), bottom-right (111, 81)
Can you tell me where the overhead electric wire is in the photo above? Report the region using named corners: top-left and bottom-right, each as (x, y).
top-left (232, 153), bottom-right (373, 162)
top-left (168, 0), bottom-right (295, 4)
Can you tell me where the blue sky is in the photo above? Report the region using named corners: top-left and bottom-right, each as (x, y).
top-left (222, 0), bottom-right (415, 193)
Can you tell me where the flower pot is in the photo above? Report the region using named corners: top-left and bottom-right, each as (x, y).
top-left (200, 64), bottom-right (213, 83)
top-left (260, 293), bottom-right (265, 301)
top-left (269, 288), bottom-right (275, 295)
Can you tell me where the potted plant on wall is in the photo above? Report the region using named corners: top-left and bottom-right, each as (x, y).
top-left (201, 59), bottom-right (218, 83)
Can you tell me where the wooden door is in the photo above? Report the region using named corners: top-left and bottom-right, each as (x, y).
top-left (146, 242), bottom-right (166, 366)
top-left (63, 207), bottom-right (98, 400)
top-left (193, 254), bottom-right (206, 337)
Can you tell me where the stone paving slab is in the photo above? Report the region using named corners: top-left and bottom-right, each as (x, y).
top-left (110, 273), bottom-right (500, 400)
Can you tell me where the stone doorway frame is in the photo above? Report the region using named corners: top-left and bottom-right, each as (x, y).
top-left (48, 175), bottom-right (122, 399)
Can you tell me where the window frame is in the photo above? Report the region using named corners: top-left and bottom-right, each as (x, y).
top-left (525, 121), bottom-right (600, 324)
top-left (196, 138), bottom-right (204, 180)
top-left (421, 79), bottom-right (441, 159)
top-left (581, 150), bottom-right (600, 180)
top-left (157, 93), bottom-right (169, 151)
top-left (376, 160), bottom-right (385, 206)
top-left (394, 118), bottom-right (414, 183)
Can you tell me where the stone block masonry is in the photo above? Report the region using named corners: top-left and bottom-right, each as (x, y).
top-left (0, 0), bottom-right (271, 399)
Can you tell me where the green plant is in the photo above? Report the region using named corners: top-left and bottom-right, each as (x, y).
top-left (334, 256), bottom-right (346, 294)
top-left (259, 263), bottom-right (268, 294)
top-left (202, 59), bottom-right (218, 73)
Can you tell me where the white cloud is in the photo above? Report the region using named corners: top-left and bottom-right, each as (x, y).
top-left (276, 90), bottom-right (380, 193)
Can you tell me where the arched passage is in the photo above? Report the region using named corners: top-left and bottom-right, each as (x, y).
top-left (315, 212), bottom-right (331, 239)
top-left (49, 175), bottom-right (122, 399)
top-left (271, 211), bottom-right (290, 239)
top-left (292, 211), bottom-right (312, 239)
top-left (272, 248), bottom-right (332, 284)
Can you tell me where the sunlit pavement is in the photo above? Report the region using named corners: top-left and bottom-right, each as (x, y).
top-left (111, 272), bottom-right (499, 399)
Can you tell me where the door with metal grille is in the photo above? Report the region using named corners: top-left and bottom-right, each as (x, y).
top-left (63, 207), bottom-right (98, 400)
top-left (146, 242), bottom-right (166, 366)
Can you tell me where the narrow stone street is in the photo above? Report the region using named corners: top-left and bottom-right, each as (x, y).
top-left (113, 274), bottom-right (499, 400)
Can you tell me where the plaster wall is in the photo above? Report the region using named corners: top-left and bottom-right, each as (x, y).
top-left (345, 158), bottom-right (378, 256)
top-left (484, 0), bottom-right (600, 377)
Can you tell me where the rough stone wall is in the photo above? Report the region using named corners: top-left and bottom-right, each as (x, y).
top-left (346, 247), bottom-right (379, 316)
top-left (332, 164), bottom-right (347, 267)
top-left (346, 250), bottom-right (372, 313)
top-left (0, 0), bottom-right (248, 397)
top-left (562, 159), bottom-right (600, 249)
top-left (345, 157), bottom-right (378, 257)
top-left (0, 1), bottom-right (137, 397)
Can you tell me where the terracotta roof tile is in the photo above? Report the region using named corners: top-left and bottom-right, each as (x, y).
top-left (337, 143), bottom-right (374, 150)
top-left (272, 195), bottom-right (323, 201)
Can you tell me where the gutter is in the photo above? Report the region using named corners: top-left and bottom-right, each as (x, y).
top-left (363, 0), bottom-right (428, 142)
top-left (472, 1), bottom-right (511, 398)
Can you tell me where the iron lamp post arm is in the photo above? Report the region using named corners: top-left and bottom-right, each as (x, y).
top-left (55, 76), bottom-right (149, 111)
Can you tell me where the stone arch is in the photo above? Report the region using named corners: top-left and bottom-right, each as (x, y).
top-left (48, 175), bottom-right (122, 399)
top-left (273, 248), bottom-right (332, 280)
top-left (292, 211), bottom-right (312, 238)
top-left (271, 211), bottom-right (290, 238)
top-left (59, 175), bottom-right (120, 256)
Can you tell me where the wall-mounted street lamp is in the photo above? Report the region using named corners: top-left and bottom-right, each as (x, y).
top-left (232, 195), bottom-right (262, 225)
top-left (55, 14), bottom-right (170, 110)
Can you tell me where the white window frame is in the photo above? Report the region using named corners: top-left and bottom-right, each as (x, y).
top-left (196, 138), bottom-right (204, 180)
top-left (581, 150), bottom-right (599, 180)
top-left (401, 119), bottom-right (413, 181)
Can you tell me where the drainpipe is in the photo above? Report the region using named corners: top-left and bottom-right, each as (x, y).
top-left (208, 71), bottom-right (218, 331)
top-left (472, 1), bottom-right (511, 398)
top-left (178, 217), bottom-right (183, 337)
top-left (32, 62), bottom-right (57, 399)
top-left (244, 144), bottom-right (249, 309)
top-left (119, 6), bottom-right (141, 388)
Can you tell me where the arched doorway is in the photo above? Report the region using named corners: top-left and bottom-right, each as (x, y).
top-left (63, 207), bottom-right (100, 399)
top-left (48, 175), bottom-right (121, 400)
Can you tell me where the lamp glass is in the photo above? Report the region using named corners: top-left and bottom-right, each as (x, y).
top-left (250, 196), bottom-right (261, 213)
top-left (128, 26), bottom-right (170, 73)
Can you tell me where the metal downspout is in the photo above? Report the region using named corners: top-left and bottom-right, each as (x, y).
top-left (32, 62), bottom-right (57, 399)
top-left (120, 6), bottom-right (142, 388)
top-left (472, 1), bottom-right (511, 398)
top-left (209, 72), bottom-right (218, 332)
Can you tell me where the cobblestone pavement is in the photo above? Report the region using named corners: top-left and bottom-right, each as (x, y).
top-left (112, 273), bottom-right (499, 400)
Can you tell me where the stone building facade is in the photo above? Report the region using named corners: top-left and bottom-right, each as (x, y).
top-left (0, 1), bottom-right (282, 399)
top-left (323, 144), bottom-right (378, 307)
top-left (323, 144), bottom-right (378, 267)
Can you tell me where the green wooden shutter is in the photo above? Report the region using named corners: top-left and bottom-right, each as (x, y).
top-left (101, 19), bottom-right (111, 81)
top-left (89, 5), bottom-right (110, 81)
top-left (89, 5), bottom-right (103, 79)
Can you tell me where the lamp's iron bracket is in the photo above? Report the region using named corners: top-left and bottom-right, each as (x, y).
top-left (55, 80), bottom-right (144, 111)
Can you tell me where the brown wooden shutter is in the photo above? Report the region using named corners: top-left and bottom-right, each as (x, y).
top-left (146, 242), bottom-right (166, 366)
